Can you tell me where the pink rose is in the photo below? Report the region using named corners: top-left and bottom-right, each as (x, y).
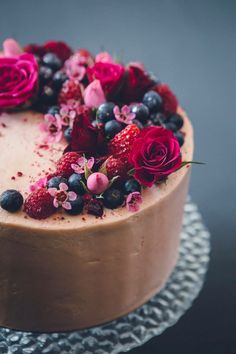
top-left (0, 53), bottom-right (38, 109)
top-left (129, 126), bottom-right (182, 187)
top-left (83, 79), bottom-right (106, 108)
top-left (95, 52), bottom-right (114, 63)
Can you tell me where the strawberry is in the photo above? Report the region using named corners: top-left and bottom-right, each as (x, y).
top-left (108, 124), bottom-right (140, 159)
top-left (24, 188), bottom-right (55, 220)
top-left (56, 152), bottom-right (81, 178)
top-left (106, 156), bottom-right (130, 180)
top-left (58, 78), bottom-right (83, 105)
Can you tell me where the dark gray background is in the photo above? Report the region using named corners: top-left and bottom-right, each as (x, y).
top-left (1, 0), bottom-right (236, 353)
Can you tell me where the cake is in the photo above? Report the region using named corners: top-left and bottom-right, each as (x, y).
top-left (0, 39), bottom-right (193, 331)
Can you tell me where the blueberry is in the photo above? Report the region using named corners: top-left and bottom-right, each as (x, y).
top-left (52, 71), bottom-right (68, 90)
top-left (163, 122), bottom-right (178, 132)
top-left (47, 106), bottom-right (60, 116)
top-left (65, 196), bottom-right (84, 215)
top-left (87, 198), bottom-right (104, 217)
top-left (103, 188), bottom-right (124, 209)
top-left (168, 113), bottom-right (184, 130)
top-left (143, 91), bottom-right (162, 114)
top-left (42, 53), bottom-right (62, 71)
top-left (47, 176), bottom-right (67, 189)
top-left (174, 131), bottom-right (185, 147)
top-left (133, 119), bottom-right (144, 129)
top-left (130, 103), bottom-right (149, 124)
top-left (68, 173), bottom-right (85, 195)
top-left (0, 190), bottom-right (23, 212)
top-left (39, 66), bottom-right (53, 85)
top-left (97, 102), bottom-right (115, 123)
top-left (64, 127), bottom-right (72, 142)
top-left (104, 120), bottom-right (123, 138)
top-left (40, 86), bottom-right (57, 105)
top-left (150, 113), bottom-right (166, 126)
top-left (123, 178), bottom-right (141, 194)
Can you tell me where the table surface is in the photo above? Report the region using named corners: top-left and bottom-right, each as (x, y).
top-left (0, 0), bottom-right (236, 353)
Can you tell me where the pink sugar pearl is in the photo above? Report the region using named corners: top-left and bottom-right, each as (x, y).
top-left (87, 173), bottom-right (109, 194)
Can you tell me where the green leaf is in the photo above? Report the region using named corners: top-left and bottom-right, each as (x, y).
top-left (128, 168), bottom-right (135, 176)
top-left (108, 176), bottom-right (120, 188)
top-left (84, 163), bottom-right (92, 180)
top-left (80, 180), bottom-right (89, 193)
top-left (181, 161), bottom-right (205, 168)
top-left (99, 160), bottom-right (108, 176)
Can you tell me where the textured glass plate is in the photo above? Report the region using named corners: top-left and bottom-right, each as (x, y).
top-left (0, 199), bottom-right (210, 354)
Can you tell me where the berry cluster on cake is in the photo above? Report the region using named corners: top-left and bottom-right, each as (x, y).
top-left (0, 39), bottom-right (194, 331)
top-left (0, 39), bottom-right (189, 220)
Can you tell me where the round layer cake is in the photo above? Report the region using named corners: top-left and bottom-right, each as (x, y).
top-left (0, 39), bottom-right (193, 331)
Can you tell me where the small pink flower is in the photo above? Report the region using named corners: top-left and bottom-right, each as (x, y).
top-left (58, 102), bottom-right (81, 128)
top-left (113, 105), bottom-right (136, 124)
top-left (64, 52), bottom-right (87, 80)
top-left (2, 38), bottom-right (23, 56)
top-left (48, 182), bottom-right (77, 210)
top-left (126, 192), bottom-right (143, 212)
top-left (95, 52), bottom-right (114, 63)
top-left (83, 80), bottom-right (106, 108)
top-left (71, 156), bottom-right (95, 174)
top-left (40, 114), bottom-right (63, 143)
top-left (29, 177), bottom-right (47, 192)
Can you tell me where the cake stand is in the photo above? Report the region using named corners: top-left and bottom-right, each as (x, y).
top-left (0, 198), bottom-right (210, 354)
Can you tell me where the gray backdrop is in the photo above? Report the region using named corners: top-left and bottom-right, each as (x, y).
top-left (0, 0), bottom-right (235, 353)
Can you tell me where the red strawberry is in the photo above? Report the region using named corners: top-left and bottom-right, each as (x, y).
top-left (58, 78), bottom-right (83, 105)
top-left (153, 83), bottom-right (178, 116)
top-left (24, 188), bottom-right (55, 220)
top-left (106, 156), bottom-right (130, 180)
top-left (56, 152), bottom-right (81, 178)
top-left (108, 124), bottom-right (140, 159)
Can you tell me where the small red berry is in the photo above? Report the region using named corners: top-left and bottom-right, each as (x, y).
top-left (58, 78), bottom-right (83, 105)
top-left (56, 152), bottom-right (81, 178)
top-left (106, 156), bottom-right (130, 180)
top-left (24, 188), bottom-right (55, 220)
top-left (108, 124), bottom-right (140, 159)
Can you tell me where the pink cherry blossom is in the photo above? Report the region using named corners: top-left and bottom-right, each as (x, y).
top-left (113, 105), bottom-right (136, 125)
top-left (40, 114), bottom-right (63, 143)
top-left (29, 177), bottom-right (47, 192)
top-left (126, 192), bottom-right (143, 212)
top-left (95, 52), bottom-right (114, 63)
top-left (71, 156), bottom-right (95, 174)
top-left (48, 183), bottom-right (77, 210)
top-left (83, 80), bottom-right (106, 108)
top-left (2, 38), bottom-right (23, 56)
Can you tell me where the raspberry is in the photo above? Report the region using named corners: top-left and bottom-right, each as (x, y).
top-left (24, 188), bottom-right (55, 220)
top-left (108, 124), bottom-right (140, 159)
top-left (153, 83), bottom-right (178, 116)
top-left (58, 78), bottom-right (83, 105)
top-left (56, 152), bottom-right (81, 178)
top-left (87, 198), bottom-right (104, 217)
top-left (106, 156), bottom-right (130, 180)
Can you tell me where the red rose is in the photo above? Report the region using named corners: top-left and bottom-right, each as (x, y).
top-left (0, 53), bottom-right (38, 109)
top-left (120, 63), bottom-right (154, 103)
top-left (129, 126), bottom-right (181, 187)
top-left (64, 107), bottom-right (106, 155)
top-left (87, 62), bottom-right (125, 99)
top-left (153, 83), bottom-right (178, 116)
top-left (43, 41), bottom-right (73, 62)
top-left (24, 41), bottom-right (72, 62)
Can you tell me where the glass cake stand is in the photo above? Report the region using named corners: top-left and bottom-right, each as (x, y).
top-left (0, 198), bottom-right (210, 354)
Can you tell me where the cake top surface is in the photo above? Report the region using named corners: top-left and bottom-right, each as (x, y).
top-left (0, 39), bottom-right (194, 228)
